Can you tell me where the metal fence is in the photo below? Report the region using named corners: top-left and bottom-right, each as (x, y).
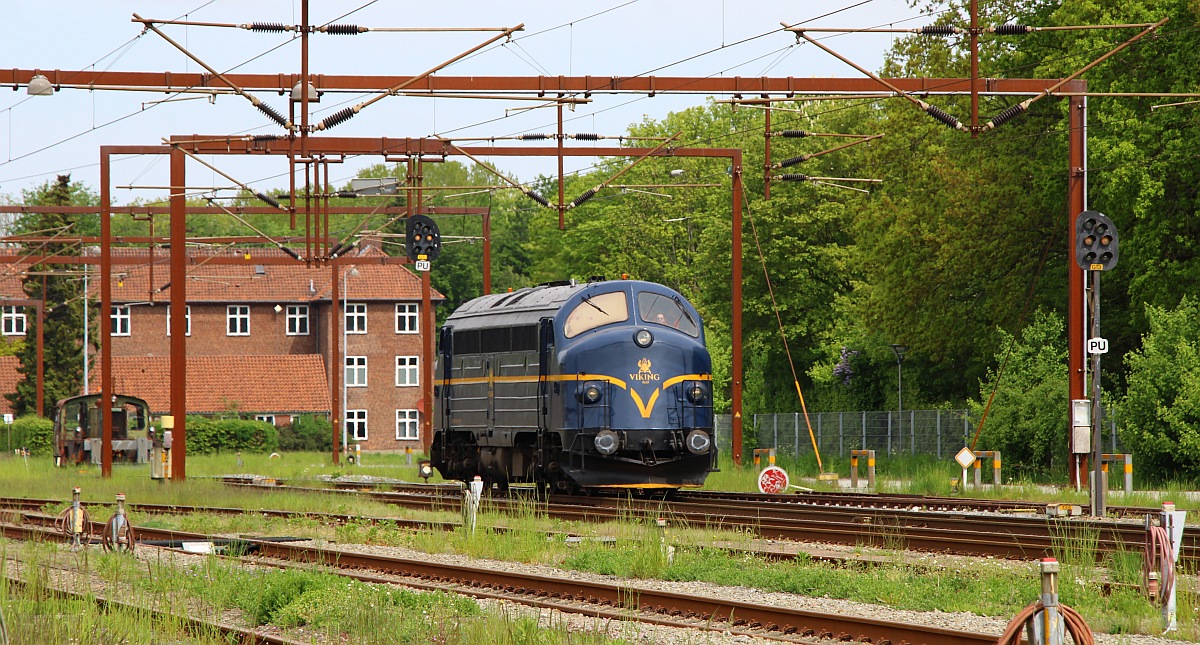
top-left (714, 410), bottom-right (1123, 459)
top-left (753, 410), bottom-right (975, 460)
top-left (749, 409), bottom-right (1124, 459)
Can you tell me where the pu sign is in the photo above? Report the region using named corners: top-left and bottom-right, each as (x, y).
top-left (1087, 337), bottom-right (1109, 354)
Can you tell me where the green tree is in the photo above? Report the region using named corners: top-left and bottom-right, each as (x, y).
top-left (7, 176), bottom-right (96, 416)
top-left (1119, 297), bottom-right (1200, 480)
top-left (970, 309), bottom-right (1070, 479)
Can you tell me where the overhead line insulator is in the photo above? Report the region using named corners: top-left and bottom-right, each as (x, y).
top-left (245, 22), bottom-right (292, 33)
top-left (919, 100), bottom-right (967, 131)
top-left (775, 155), bottom-right (809, 169)
top-left (776, 130), bottom-right (810, 138)
top-left (323, 24), bottom-right (365, 35)
top-left (984, 99), bottom-right (1034, 130)
top-left (254, 101), bottom-right (289, 129)
top-left (572, 133), bottom-right (600, 141)
top-left (920, 25), bottom-right (961, 35)
top-left (255, 192), bottom-right (285, 210)
top-left (279, 246), bottom-right (302, 261)
top-left (518, 133), bottom-right (551, 140)
top-left (993, 24), bottom-right (1032, 35)
top-left (568, 188), bottom-right (598, 209)
top-left (524, 190), bottom-right (551, 208)
top-left (316, 107), bottom-right (358, 131)
top-left (776, 174), bottom-right (810, 182)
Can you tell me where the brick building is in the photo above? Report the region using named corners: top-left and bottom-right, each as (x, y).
top-left (0, 245), bottom-right (443, 452)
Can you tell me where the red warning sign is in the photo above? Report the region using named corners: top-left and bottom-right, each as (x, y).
top-left (757, 465), bottom-right (789, 494)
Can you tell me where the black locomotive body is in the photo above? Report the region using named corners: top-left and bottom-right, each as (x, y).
top-left (431, 279), bottom-right (716, 491)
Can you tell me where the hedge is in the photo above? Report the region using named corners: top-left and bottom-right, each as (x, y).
top-left (6, 415), bottom-right (53, 455)
top-left (184, 417), bottom-right (279, 455)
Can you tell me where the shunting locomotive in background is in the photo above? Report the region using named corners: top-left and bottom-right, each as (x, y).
top-left (431, 279), bottom-right (716, 492)
top-left (53, 393), bottom-right (151, 466)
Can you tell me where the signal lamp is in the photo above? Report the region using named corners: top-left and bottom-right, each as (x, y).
top-left (1074, 210), bottom-right (1119, 271)
top-left (405, 214), bottom-right (442, 262)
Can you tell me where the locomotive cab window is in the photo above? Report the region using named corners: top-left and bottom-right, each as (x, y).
top-left (637, 292), bottom-right (699, 337)
top-left (563, 291), bottom-right (628, 338)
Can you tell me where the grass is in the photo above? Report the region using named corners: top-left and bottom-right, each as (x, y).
top-left (2, 450), bottom-right (1198, 641)
top-left (1, 539), bottom-right (633, 644)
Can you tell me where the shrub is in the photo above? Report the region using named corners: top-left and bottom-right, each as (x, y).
top-left (1120, 297), bottom-right (1200, 480)
top-left (277, 414), bottom-right (332, 452)
top-left (184, 417), bottom-right (279, 454)
top-left (8, 415), bottom-right (53, 455)
top-left (970, 309), bottom-right (1069, 478)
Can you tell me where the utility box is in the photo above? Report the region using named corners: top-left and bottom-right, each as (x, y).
top-left (1071, 399), bottom-right (1091, 453)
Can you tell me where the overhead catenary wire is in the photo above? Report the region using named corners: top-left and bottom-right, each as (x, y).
top-left (132, 13), bottom-right (291, 130)
top-left (312, 24), bottom-right (523, 132)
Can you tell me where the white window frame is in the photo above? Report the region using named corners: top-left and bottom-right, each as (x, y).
top-left (226, 305), bottom-right (250, 336)
top-left (286, 304), bottom-right (309, 336)
top-left (111, 305), bottom-right (131, 337)
top-left (395, 303), bottom-right (419, 334)
top-left (395, 356), bottom-right (419, 387)
top-left (395, 409), bottom-right (419, 441)
top-left (346, 409), bottom-right (368, 441)
top-left (346, 355), bottom-right (368, 387)
top-left (255, 414), bottom-right (276, 425)
top-left (166, 305), bottom-right (191, 336)
top-left (345, 302), bottom-right (367, 334)
top-left (2, 306), bottom-right (26, 336)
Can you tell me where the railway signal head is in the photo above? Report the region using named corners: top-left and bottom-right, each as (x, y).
top-left (405, 214), bottom-right (442, 262)
top-left (1075, 210), bottom-right (1118, 271)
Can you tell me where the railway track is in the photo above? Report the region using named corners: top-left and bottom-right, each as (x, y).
top-left (1, 564), bottom-right (308, 645)
top-left (211, 481), bottom-right (1199, 564)
top-left (0, 516), bottom-right (1000, 645)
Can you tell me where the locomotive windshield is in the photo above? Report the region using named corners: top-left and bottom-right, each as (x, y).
top-left (637, 292), bottom-right (699, 337)
top-left (563, 291), bottom-right (628, 338)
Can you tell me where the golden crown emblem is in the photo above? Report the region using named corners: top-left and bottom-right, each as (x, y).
top-left (637, 357), bottom-right (652, 373)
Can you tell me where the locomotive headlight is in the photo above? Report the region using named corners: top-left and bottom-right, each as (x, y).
top-left (594, 429), bottom-right (620, 455)
top-left (685, 429), bottom-right (711, 455)
top-left (582, 383), bottom-right (602, 404)
top-left (634, 329), bottom-right (653, 347)
top-left (686, 382), bottom-right (706, 403)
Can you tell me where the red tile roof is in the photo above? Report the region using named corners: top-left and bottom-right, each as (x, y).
top-left (0, 356), bottom-right (17, 416)
top-left (0, 246), bottom-right (444, 304)
top-left (108, 354), bottom-right (331, 415)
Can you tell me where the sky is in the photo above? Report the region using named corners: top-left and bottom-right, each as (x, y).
top-left (0, 1), bottom-right (930, 206)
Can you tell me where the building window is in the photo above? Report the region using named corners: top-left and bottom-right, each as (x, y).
top-left (395, 356), bottom-right (419, 387)
top-left (2, 306), bottom-right (26, 336)
top-left (395, 303), bottom-right (419, 334)
top-left (346, 356), bottom-right (367, 387)
top-left (226, 305), bottom-right (250, 336)
top-left (166, 305), bottom-right (191, 336)
top-left (345, 303), bottom-right (367, 334)
top-left (396, 409), bottom-right (419, 440)
top-left (286, 305), bottom-right (309, 335)
top-left (347, 410), bottom-right (368, 441)
top-left (255, 414), bottom-right (275, 425)
top-left (111, 305), bottom-right (131, 336)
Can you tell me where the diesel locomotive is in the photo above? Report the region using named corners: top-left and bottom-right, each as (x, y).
top-left (431, 279), bottom-right (716, 492)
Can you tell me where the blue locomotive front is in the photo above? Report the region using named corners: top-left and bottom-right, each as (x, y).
top-left (431, 279), bottom-right (717, 492)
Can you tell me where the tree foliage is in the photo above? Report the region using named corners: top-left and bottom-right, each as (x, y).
top-left (970, 310), bottom-right (1070, 478)
top-left (7, 176), bottom-right (96, 416)
top-left (1119, 297), bottom-right (1200, 480)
